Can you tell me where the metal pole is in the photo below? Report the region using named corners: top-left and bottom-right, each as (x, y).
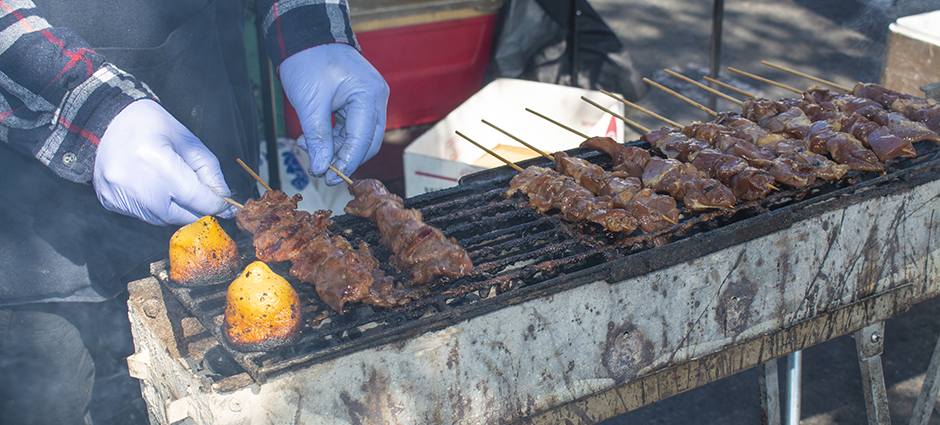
top-left (708, 0), bottom-right (724, 113)
top-left (255, 2), bottom-right (281, 191)
top-left (571, 0), bottom-right (581, 88)
top-left (784, 351), bottom-right (802, 425)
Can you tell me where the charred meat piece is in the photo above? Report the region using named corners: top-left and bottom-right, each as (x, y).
top-left (554, 152), bottom-right (642, 207)
top-left (506, 166), bottom-right (640, 233)
top-left (236, 190), bottom-right (410, 313)
top-left (585, 136), bottom-right (734, 211)
top-left (346, 179), bottom-right (473, 285)
top-left (807, 121), bottom-right (884, 172)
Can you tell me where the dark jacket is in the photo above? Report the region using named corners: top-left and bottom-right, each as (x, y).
top-left (0, 0), bottom-right (359, 304)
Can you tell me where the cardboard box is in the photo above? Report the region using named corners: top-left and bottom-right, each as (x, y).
top-left (881, 10), bottom-right (940, 97)
top-left (403, 78), bottom-right (626, 197)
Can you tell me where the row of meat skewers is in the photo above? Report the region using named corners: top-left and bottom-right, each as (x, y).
top-left (457, 64), bottom-right (940, 245)
top-left (222, 64), bottom-right (939, 321)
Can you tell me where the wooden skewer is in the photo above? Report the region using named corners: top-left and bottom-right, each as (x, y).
top-left (760, 61), bottom-right (851, 92)
top-left (580, 96), bottom-right (651, 134)
top-left (599, 89), bottom-right (680, 130)
top-left (643, 77), bottom-right (721, 118)
top-left (224, 197), bottom-right (244, 209)
top-left (727, 67), bottom-right (802, 94)
top-left (481, 119), bottom-right (554, 161)
top-left (329, 165), bottom-right (354, 185)
top-left (904, 148), bottom-right (917, 156)
top-left (642, 77), bottom-right (718, 117)
top-left (455, 131), bottom-right (525, 172)
top-left (526, 108), bottom-right (590, 139)
top-left (663, 69), bottom-right (744, 106)
top-left (702, 76), bottom-right (757, 98)
top-left (237, 158), bottom-right (273, 192)
top-left (767, 183), bottom-right (780, 191)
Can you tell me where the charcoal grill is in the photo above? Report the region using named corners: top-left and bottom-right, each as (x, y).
top-left (127, 137), bottom-right (940, 425)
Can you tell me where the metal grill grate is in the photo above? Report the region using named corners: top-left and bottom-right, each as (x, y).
top-left (153, 140), bottom-right (940, 384)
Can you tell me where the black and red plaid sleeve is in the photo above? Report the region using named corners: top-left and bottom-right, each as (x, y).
top-left (259, 0), bottom-right (360, 70)
top-left (0, 0), bottom-right (156, 183)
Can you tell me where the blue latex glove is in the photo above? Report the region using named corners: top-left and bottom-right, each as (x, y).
top-left (93, 99), bottom-right (237, 226)
top-left (279, 43), bottom-right (389, 185)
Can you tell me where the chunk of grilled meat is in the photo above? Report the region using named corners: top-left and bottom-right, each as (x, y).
top-left (346, 179), bottom-right (473, 285)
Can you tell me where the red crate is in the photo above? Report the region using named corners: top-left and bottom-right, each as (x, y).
top-left (284, 13), bottom-right (499, 138)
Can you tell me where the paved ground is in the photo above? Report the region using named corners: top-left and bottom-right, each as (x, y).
top-left (88, 1), bottom-right (940, 424)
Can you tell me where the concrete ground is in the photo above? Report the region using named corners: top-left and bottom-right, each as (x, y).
top-left (88, 1), bottom-right (940, 424)
top-left (590, 0), bottom-right (940, 423)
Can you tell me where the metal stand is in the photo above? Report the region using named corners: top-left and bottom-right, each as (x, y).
top-left (909, 330), bottom-right (940, 425)
top-left (759, 360), bottom-right (781, 425)
top-left (856, 322), bottom-right (892, 425)
top-left (707, 0), bottom-right (724, 113)
top-left (785, 351), bottom-right (802, 425)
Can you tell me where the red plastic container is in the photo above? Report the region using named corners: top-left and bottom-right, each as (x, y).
top-left (284, 13), bottom-right (499, 138)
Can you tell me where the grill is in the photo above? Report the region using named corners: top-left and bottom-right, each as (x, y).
top-left (151, 137), bottom-right (940, 386)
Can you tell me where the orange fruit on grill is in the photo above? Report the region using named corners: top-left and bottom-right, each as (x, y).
top-left (223, 261), bottom-right (304, 352)
top-left (168, 216), bottom-right (240, 286)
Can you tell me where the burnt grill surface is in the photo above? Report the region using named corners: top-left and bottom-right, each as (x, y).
top-left (154, 140), bottom-right (940, 384)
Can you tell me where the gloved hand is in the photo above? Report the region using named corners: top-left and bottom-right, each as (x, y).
top-left (93, 99), bottom-right (237, 226)
top-left (279, 43), bottom-right (389, 185)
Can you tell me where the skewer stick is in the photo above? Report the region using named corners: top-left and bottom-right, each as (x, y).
top-left (237, 158), bottom-right (273, 192)
top-left (760, 61), bottom-right (851, 92)
top-left (726, 67), bottom-right (802, 94)
top-left (329, 165), bottom-right (354, 185)
top-left (455, 131), bottom-right (525, 172)
top-left (526, 108), bottom-right (590, 139)
top-left (482, 119), bottom-right (554, 161)
top-left (663, 69), bottom-right (744, 106)
top-left (224, 197), bottom-right (244, 209)
top-left (642, 77), bottom-right (718, 117)
top-left (903, 148), bottom-right (917, 156)
top-left (702, 76), bottom-right (757, 98)
top-left (580, 96), bottom-right (651, 134)
top-left (600, 89), bottom-right (681, 129)
top-left (767, 183), bottom-right (780, 191)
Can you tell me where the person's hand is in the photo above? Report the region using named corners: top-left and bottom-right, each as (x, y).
top-left (279, 43), bottom-right (389, 185)
top-left (93, 99), bottom-right (236, 226)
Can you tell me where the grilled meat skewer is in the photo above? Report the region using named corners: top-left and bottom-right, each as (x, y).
top-left (345, 179), bottom-right (473, 285)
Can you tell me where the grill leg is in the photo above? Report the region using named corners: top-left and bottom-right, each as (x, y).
top-left (856, 322), bottom-right (892, 425)
top-left (909, 330), bottom-right (940, 425)
top-left (759, 359), bottom-right (781, 425)
top-left (784, 351), bottom-right (802, 425)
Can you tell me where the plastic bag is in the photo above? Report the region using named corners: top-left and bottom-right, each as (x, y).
top-left (256, 136), bottom-right (354, 213)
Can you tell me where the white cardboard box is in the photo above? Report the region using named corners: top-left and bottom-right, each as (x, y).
top-left (881, 10), bottom-right (940, 96)
top-left (403, 78), bottom-right (625, 197)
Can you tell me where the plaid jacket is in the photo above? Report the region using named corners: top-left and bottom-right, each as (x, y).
top-left (0, 0), bottom-right (358, 183)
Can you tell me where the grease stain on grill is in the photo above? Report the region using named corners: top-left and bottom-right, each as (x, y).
top-left (340, 369), bottom-right (406, 425)
top-left (715, 277), bottom-right (757, 338)
top-left (602, 321), bottom-right (653, 384)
